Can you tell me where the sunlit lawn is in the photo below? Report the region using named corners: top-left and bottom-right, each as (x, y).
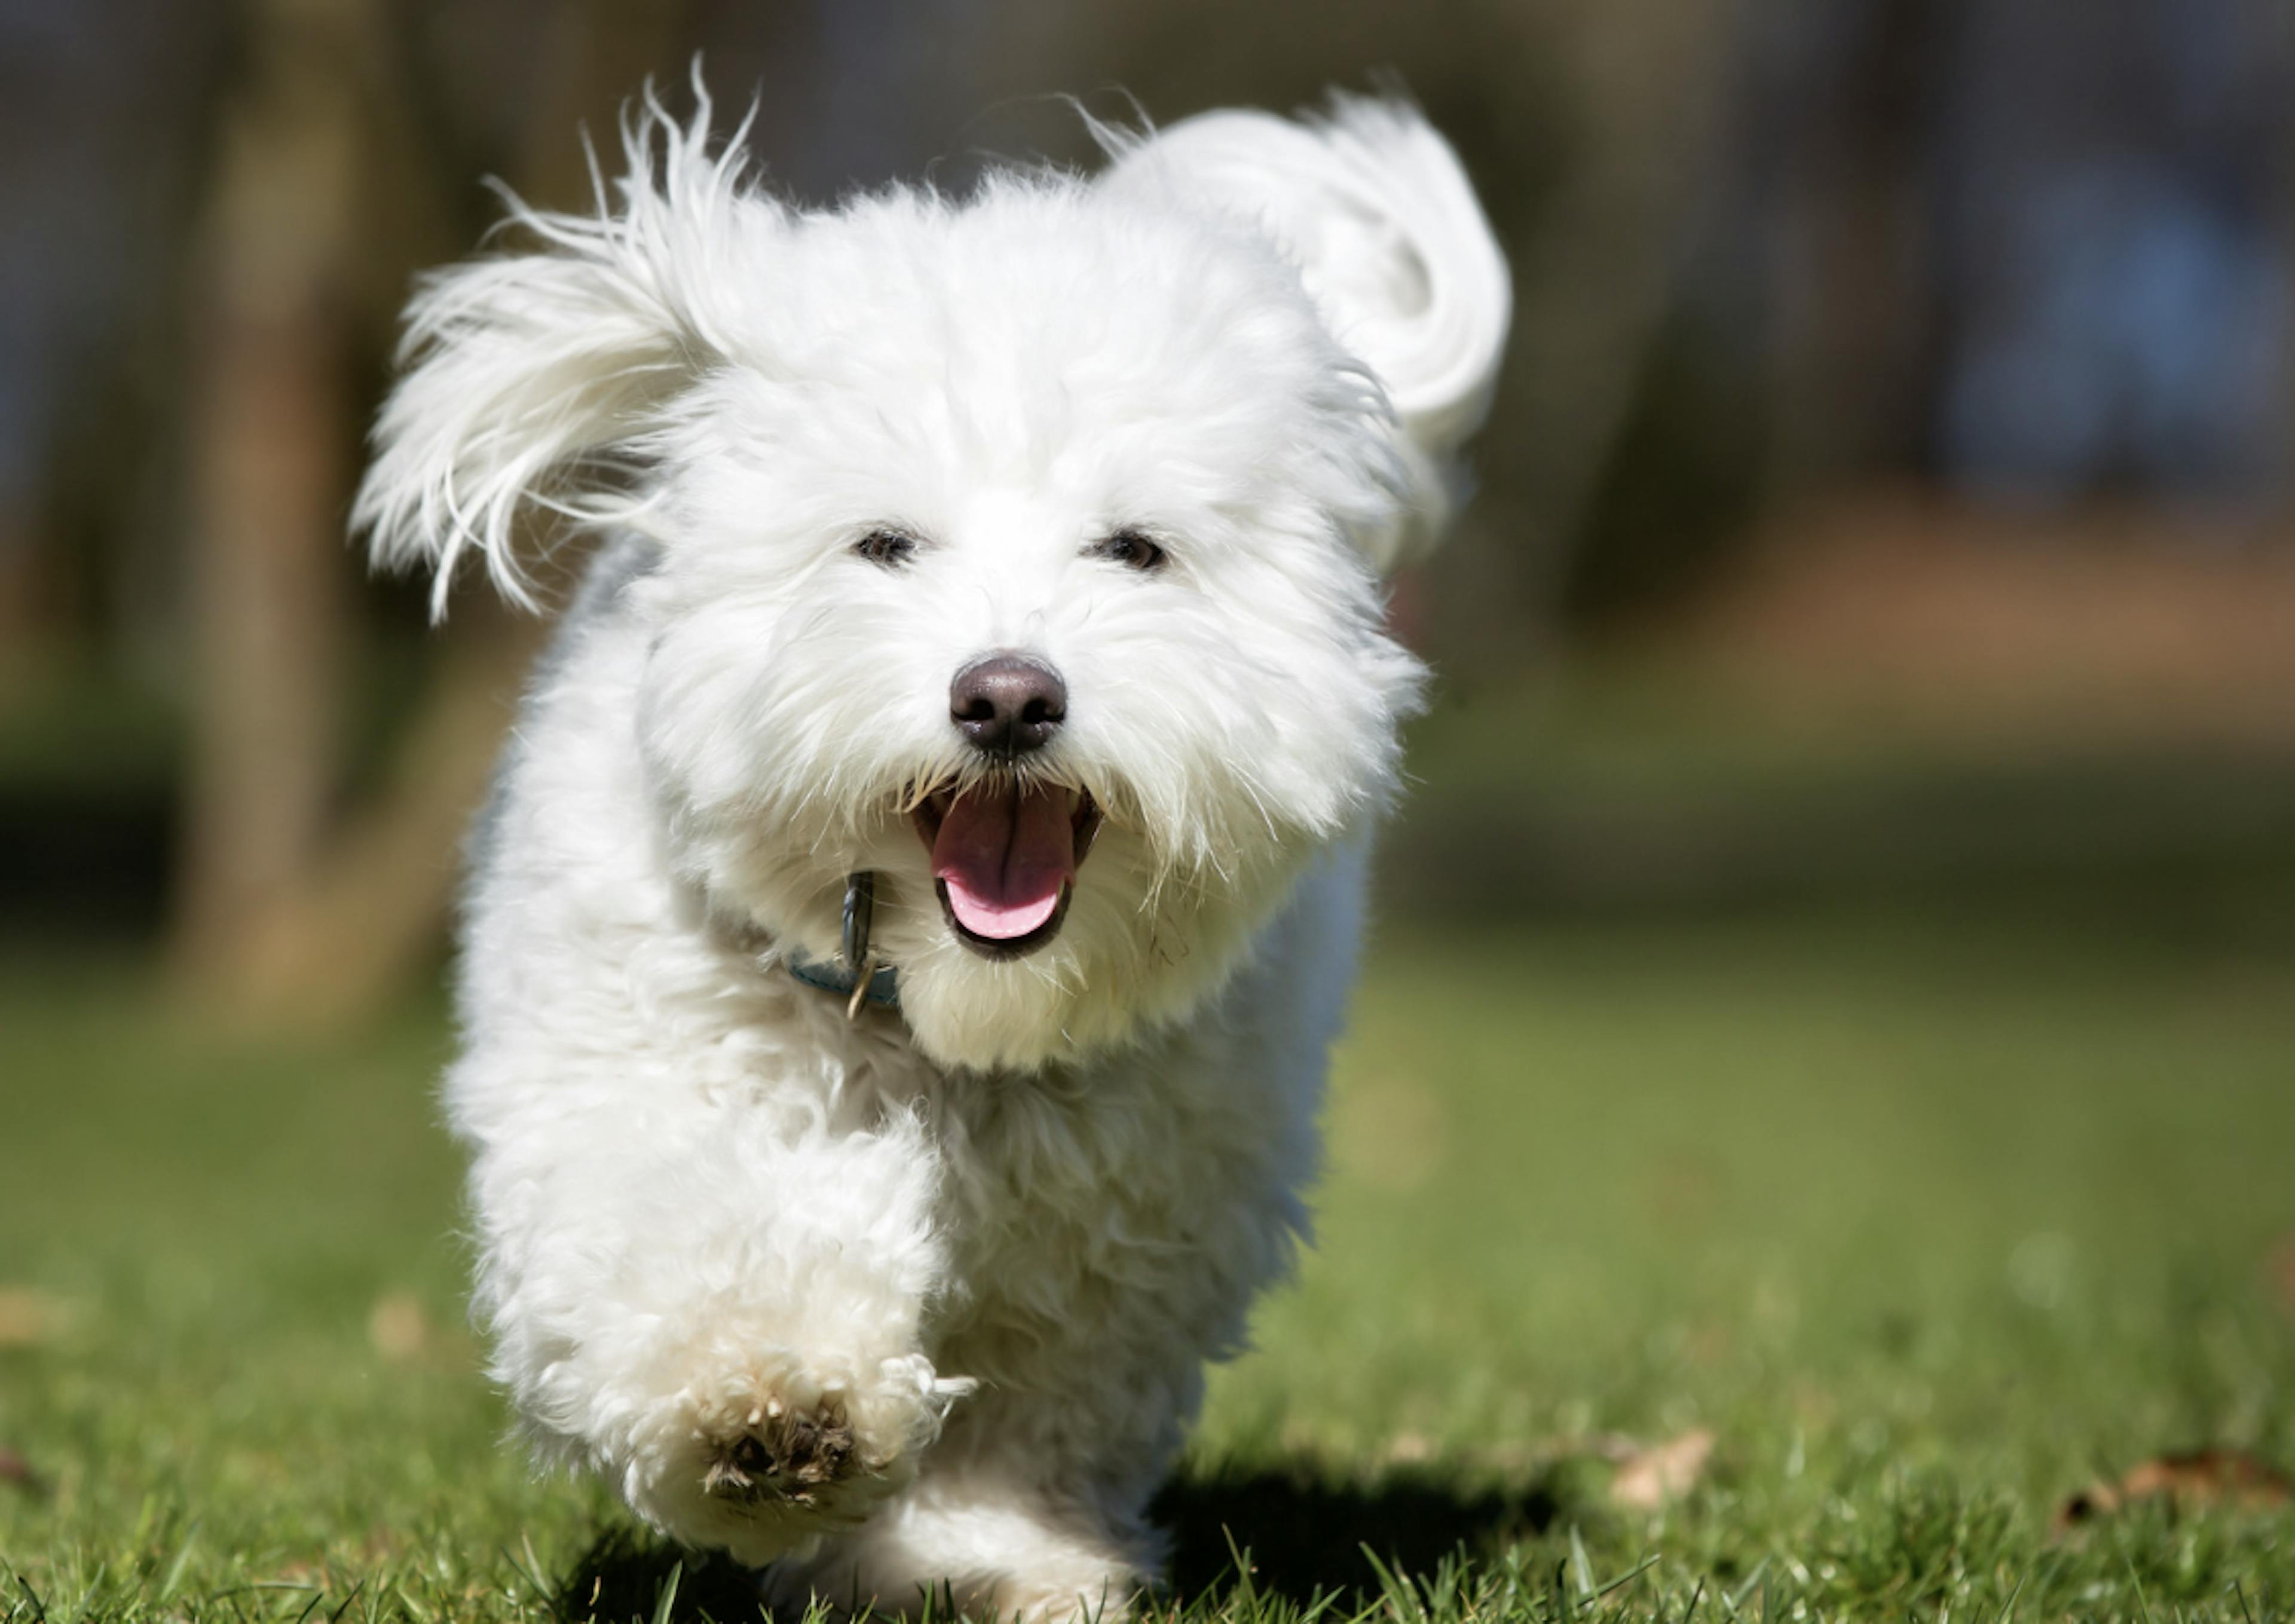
top-left (4, 887), bottom-right (2293, 1621)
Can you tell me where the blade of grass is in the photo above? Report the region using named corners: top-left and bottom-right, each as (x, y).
top-left (651, 1559), bottom-right (684, 1624)
top-left (155, 1523), bottom-right (201, 1605)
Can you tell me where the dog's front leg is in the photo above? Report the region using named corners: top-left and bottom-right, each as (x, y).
top-left (458, 1060), bottom-right (962, 1564)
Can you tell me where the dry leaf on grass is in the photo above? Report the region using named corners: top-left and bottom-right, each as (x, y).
top-left (0, 1287), bottom-right (65, 1348)
top-left (2055, 1449), bottom-right (2293, 1533)
top-left (1609, 1428), bottom-right (1716, 1510)
top-left (0, 1446), bottom-right (44, 1497)
top-left (368, 1292), bottom-right (431, 1362)
top-left (1381, 1432), bottom-right (1437, 1466)
top-left (2267, 1237), bottom-right (2295, 1315)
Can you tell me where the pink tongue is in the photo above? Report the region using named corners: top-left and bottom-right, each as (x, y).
top-left (934, 784), bottom-right (1076, 940)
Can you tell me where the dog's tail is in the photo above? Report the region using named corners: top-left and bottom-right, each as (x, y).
top-left (1103, 94), bottom-right (1511, 572)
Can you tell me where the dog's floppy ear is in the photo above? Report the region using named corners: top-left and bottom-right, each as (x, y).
top-left (1103, 95), bottom-right (1511, 571)
top-left (355, 88), bottom-right (770, 617)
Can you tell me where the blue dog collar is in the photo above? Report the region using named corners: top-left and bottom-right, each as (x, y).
top-left (787, 949), bottom-right (901, 1011)
top-left (785, 871), bottom-right (901, 1017)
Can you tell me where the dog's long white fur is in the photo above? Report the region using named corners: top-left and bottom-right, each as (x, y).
top-left (1103, 97), bottom-right (1511, 571)
top-left (356, 84), bottom-right (1506, 1620)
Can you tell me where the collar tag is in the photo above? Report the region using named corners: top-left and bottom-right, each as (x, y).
top-left (786, 872), bottom-right (901, 1017)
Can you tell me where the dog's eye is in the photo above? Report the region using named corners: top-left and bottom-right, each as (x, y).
top-left (854, 528), bottom-right (918, 568)
top-left (1091, 528), bottom-right (1168, 573)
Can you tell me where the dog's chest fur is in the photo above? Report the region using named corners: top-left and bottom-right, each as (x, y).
top-left (772, 862), bottom-right (1348, 1473)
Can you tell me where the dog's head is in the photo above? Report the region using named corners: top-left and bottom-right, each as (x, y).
top-left (359, 87), bottom-right (1508, 1069)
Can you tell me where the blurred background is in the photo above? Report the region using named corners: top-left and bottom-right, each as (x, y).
top-left (3, 0), bottom-right (2294, 1020)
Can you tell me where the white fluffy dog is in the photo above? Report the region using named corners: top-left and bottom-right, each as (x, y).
top-left (356, 82), bottom-right (1507, 1620)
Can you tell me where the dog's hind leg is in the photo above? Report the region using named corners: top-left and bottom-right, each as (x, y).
top-left (764, 1460), bottom-right (1152, 1624)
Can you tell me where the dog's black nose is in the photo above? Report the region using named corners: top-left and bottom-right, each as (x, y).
top-left (950, 653), bottom-right (1066, 756)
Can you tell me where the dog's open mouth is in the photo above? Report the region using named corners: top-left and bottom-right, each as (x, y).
top-left (913, 784), bottom-right (1101, 959)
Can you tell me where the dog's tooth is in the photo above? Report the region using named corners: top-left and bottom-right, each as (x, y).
top-left (765, 1397), bottom-right (784, 1420)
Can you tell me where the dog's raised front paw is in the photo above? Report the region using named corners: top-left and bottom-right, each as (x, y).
top-left (658, 1352), bottom-right (974, 1559)
top-left (703, 1395), bottom-right (860, 1507)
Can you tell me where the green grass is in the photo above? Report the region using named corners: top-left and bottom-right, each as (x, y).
top-left (3, 901), bottom-right (2293, 1622)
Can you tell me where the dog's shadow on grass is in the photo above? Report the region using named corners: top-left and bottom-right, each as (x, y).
top-left (553, 1466), bottom-right (1550, 1620)
top-left (553, 1528), bottom-right (776, 1623)
top-left (1152, 1466), bottom-right (1555, 1604)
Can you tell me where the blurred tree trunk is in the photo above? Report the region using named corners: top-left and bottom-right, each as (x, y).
top-left (1494, 0), bottom-right (1754, 646)
top-left (170, 0), bottom-right (362, 1000)
top-left (0, 515), bottom-right (55, 690)
top-left (167, 0), bottom-right (693, 1027)
top-left (1762, 0), bottom-right (1956, 492)
top-left (201, 592), bottom-right (544, 1026)
top-left (2266, 0), bottom-right (2295, 518)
